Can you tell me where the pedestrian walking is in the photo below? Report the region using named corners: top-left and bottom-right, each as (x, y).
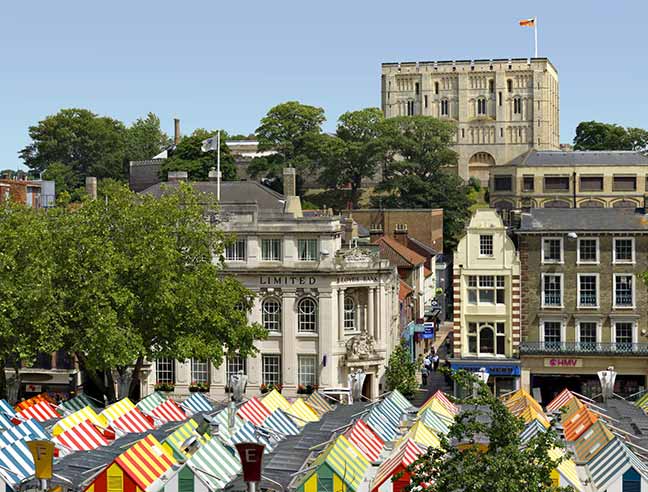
top-left (432, 354), bottom-right (440, 372)
top-left (443, 359), bottom-right (452, 386)
top-left (421, 365), bottom-right (429, 386)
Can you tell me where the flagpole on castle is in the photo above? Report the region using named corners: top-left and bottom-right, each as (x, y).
top-left (534, 16), bottom-right (538, 57)
top-left (217, 130), bottom-right (221, 201)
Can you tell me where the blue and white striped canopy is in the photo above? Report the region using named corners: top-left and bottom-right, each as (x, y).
top-left (366, 408), bottom-right (399, 441)
top-left (0, 439), bottom-right (35, 487)
top-left (229, 421), bottom-right (274, 453)
top-left (214, 408), bottom-right (245, 442)
top-left (263, 409), bottom-right (300, 438)
top-left (520, 419), bottom-right (546, 445)
top-left (376, 398), bottom-right (403, 426)
top-left (180, 393), bottom-right (214, 414)
top-left (386, 390), bottom-right (412, 412)
top-left (0, 420), bottom-right (48, 448)
top-left (0, 401), bottom-right (15, 431)
top-left (420, 408), bottom-right (451, 436)
top-left (587, 438), bottom-right (648, 491)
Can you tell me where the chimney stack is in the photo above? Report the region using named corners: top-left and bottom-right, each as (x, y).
top-left (282, 167), bottom-right (302, 218)
top-left (168, 171), bottom-right (188, 183)
top-left (174, 118), bottom-right (181, 145)
top-left (394, 224), bottom-right (409, 246)
top-left (369, 225), bottom-right (383, 243)
top-left (85, 177), bottom-right (97, 200)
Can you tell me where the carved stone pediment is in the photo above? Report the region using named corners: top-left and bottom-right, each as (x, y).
top-left (345, 330), bottom-right (379, 361)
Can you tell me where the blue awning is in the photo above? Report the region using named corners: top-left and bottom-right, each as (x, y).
top-left (452, 362), bottom-right (521, 377)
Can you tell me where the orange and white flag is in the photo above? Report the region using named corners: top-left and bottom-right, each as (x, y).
top-left (519, 18), bottom-right (535, 27)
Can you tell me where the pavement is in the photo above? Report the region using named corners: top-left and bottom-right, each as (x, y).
top-left (411, 321), bottom-right (453, 407)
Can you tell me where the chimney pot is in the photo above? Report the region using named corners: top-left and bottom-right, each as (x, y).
top-left (168, 171), bottom-right (188, 183)
top-left (85, 177), bottom-right (97, 200)
top-left (174, 118), bottom-right (181, 145)
top-left (394, 223), bottom-right (409, 246)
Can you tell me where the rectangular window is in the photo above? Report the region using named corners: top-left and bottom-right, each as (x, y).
top-left (226, 355), bottom-right (247, 384)
top-left (156, 358), bottom-right (175, 384)
top-left (415, 82), bottom-right (420, 95)
top-left (225, 238), bottom-right (246, 261)
top-left (542, 274), bottom-right (562, 307)
top-left (614, 322), bottom-right (634, 348)
top-left (466, 275), bottom-right (505, 305)
top-left (494, 176), bottom-right (513, 192)
top-left (191, 359), bottom-right (209, 384)
top-left (578, 322), bottom-right (597, 349)
top-left (543, 321), bottom-right (562, 349)
top-left (577, 238), bottom-right (598, 264)
top-left (298, 239), bottom-right (319, 261)
top-left (262, 355), bottom-right (281, 386)
top-left (580, 176), bottom-right (603, 192)
top-left (424, 95), bottom-right (428, 108)
top-left (441, 99), bottom-right (449, 116)
top-left (498, 91), bottom-right (502, 106)
top-left (479, 235), bottom-right (493, 257)
top-left (542, 237), bottom-right (563, 263)
top-left (613, 176), bottom-right (636, 192)
top-left (614, 238), bottom-right (634, 263)
top-left (261, 238), bottom-right (282, 261)
top-left (523, 176), bottom-right (534, 192)
top-left (578, 274), bottom-right (598, 308)
top-left (468, 323), bottom-right (477, 353)
top-left (496, 322), bottom-right (506, 355)
top-left (434, 82), bottom-right (439, 95)
top-left (298, 355), bottom-right (318, 387)
top-left (543, 176), bottom-right (570, 192)
top-left (614, 274), bottom-right (634, 308)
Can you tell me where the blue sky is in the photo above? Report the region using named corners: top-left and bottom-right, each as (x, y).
top-left (2, 0), bottom-right (647, 170)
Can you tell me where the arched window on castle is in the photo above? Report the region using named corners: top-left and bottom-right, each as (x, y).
top-left (513, 97), bottom-right (522, 115)
top-left (477, 98), bottom-right (487, 116)
top-left (441, 99), bottom-right (449, 116)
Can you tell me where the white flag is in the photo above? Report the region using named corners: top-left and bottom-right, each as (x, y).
top-left (201, 136), bottom-right (218, 152)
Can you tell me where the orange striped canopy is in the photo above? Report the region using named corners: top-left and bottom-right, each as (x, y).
top-left (114, 435), bottom-right (176, 489)
top-left (563, 406), bottom-right (598, 442)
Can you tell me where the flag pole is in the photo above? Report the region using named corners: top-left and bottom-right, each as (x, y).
top-left (217, 130), bottom-right (221, 201)
top-left (534, 16), bottom-right (538, 58)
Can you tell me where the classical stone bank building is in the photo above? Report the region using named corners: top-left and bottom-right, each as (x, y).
top-left (141, 170), bottom-right (400, 399)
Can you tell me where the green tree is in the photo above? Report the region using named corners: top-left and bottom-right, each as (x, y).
top-left (42, 162), bottom-right (81, 198)
top-left (385, 341), bottom-right (418, 398)
top-left (372, 116), bottom-right (473, 251)
top-left (405, 371), bottom-right (572, 492)
top-left (161, 129), bottom-right (236, 181)
top-left (20, 108), bottom-right (128, 190)
top-left (125, 112), bottom-right (171, 162)
top-left (0, 203), bottom-right (58, 400)
top-left (313, 108), bottom-right (384, 208)
top-left (248, 101), bottom-right (325, 193)
top-left (573, 120), bottom-right (648, 151)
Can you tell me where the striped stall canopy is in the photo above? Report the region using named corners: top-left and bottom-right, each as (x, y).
top-left (573, 420), bottom-right (615, 463)
top-left (213, 409), bottom-right (245, 443)
top-left (14, 394), bottom-right (48, 412)
top-left (137, 392), bottom-right (168, 414)
top-left (101, 398), bottom-right (136, 421)
top-left (53, 419), bottom-right (109, 452)
top-left (113, 435), bottom-right (176, 490)
top-left (0, 401), bottom-right (16, 430)
top-left (187, 436), bottom-right (241, 489)
top-left (418, 390), bottom-right (457, 416)
top-left (586, 438), bottom-right (648, 491)
top-left (636, 392), bottom-right (648, 411)
top-left (545, 389), bottom-right (578, 413)
top-left (52, 405), bottom-right (108, 436)
top-left (16, 400), bottom-right (59, 422)
top-left (163, 419), bottom-right (209, 459)
top-left (0, 420), bottom-right (48, 448)
top-left (366, 407), bottom-right (399, 442)
top-left (286, 399), bottom-right (319, 427)
top-left (548, 447), bottom-right (584, 491)
top-left (520, 419), bottom-right (547, 445)
top-left (150, 400), bottom-right (186, 423)
top-left (0, 413), bottom-right (12, 432)
top-left (398, 421), bottom-right (440, 450)
top-left (559, 397), bottom-right (585, 422)
top-left (563, 406), bottom-right (598, 442)
top-left (346, 419), bottom-right (384, 462)
top-left (180, 393), bottom-right (214, 415)
top-left (375, 398), bottom-right (403, 426)
top-left (504, 392), bottom-right (550, 427)
top-left (0, 439), bottom-right (34, 487)
top-left (418, 398), bottom-right (454, 420)
top-left (59, 394), bottom-right (99, 414)
top-left (237, 397), bottom-right (271, 427)
top-left (370, 439), bottom-right (423, 492)
top-left (306, 392), bottom-right (334, 416)
top-left (262, 389), bottom-right (291, 412)
top-left (419, 408), bottom-right (452, 436)
top-left (229, 421), bottom-right (274, 454)
top-left (102, 398), bottom-right (154, 434)
top-left (296, 435), bottom-right (369, 492)
top-left (263, 409), bottom-right (300, 437)
top-left (386, 390), bottom-right (412, 413)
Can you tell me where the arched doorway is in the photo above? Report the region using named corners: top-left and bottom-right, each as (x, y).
top-left (468, 152), bottom-right (496, 186)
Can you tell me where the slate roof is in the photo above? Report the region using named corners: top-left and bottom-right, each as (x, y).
top-left (139, 180), bottom-right (286, 211)
top-left (507, 149), bottom-right (648, 167)
top-left (519, 208), bottom-right (648, 233)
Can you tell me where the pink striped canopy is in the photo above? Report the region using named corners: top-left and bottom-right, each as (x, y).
top-left (150, 399), bottom-right (186, 423)
top-left (237, 397), bottom-right (271, 426)
top-left (54, 419), bottom-right (109, 451)
top-left (16, 400), bottom-right (59, 422)
top-left (346, 419), bottom-right (385, 462)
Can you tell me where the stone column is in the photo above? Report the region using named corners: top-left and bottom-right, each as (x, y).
top-left (318, 291), bottom-right (334, 387)
top-left (377, 283), bottom-right (385, 343)
top-left (338, 288), bottom-right (345, 339)
top-left (368, 287), bottom-right (375, 339)
top-left (282, 291), bottom-right (297, 390)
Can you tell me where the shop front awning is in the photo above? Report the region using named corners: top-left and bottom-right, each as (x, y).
top-left (452, 361), bottom-right (521, 377)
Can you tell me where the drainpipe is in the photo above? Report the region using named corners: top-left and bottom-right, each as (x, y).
top-left (572, 171), bottom-right (577, 208)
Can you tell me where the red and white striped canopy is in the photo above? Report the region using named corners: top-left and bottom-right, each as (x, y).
top-left (546, 389), bottom-right (577, 413)
top-left (346, 419), bottom-right (385, 462)
top-left (237, 397), bottom-right (271, 427)
top-left (16, 400), bottom-right (59, 422)
top-left (371, 439), bottom-right (423, 492)
top-left (429, 390), bottom-right (458, 415)
top-left (111, 407), bottom-right (154, 433)
top-left (53, 419), bottom-right (109, 451)
top-left (150, 399), bottom-right (186, 423)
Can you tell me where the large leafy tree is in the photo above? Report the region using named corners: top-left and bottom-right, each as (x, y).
top-left (574, 121), bottom-right (648, 152)
top-left (125, 112), bottom-right (171, 162)
top-left (312, 108), bottom-right (384, 208)
top-left (372, 116), bottom-right (473, 251)
top-left (406, 371), bottom-right (572, 492)
top-left (0, 204), bottom-right (58, 400)
top-left (50, 182), bottom-right (265, 401)
top-left (385, 341), bottom-right (418, 398)
top-left (161, 129), bottom-right (236, 181)
top-left (20, 108), bottom-right (128, 192)
top-left (248, 101), bottom-right (325, 193)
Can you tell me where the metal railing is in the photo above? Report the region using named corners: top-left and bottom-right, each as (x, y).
top-left (520, 341), bottom-right (648, 355)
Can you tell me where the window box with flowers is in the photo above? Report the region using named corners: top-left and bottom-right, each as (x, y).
top-left (154, 382), bottom-right (175, 392)
top-left (188, 382), bottom-right (209, 393)
top-left (297, 384), bottom-right (318, 395)
top-left (260, 383), bottom-right (283, 394)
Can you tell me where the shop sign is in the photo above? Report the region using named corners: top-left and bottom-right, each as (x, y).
top-left (259, 275), bottom-right (318, 286)
top-left (544, 358), bottom-right (582, 368)
top-left (25, 384), bottom-right (42, 393)
top-left (336, 275), bottom-right (379, 285)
